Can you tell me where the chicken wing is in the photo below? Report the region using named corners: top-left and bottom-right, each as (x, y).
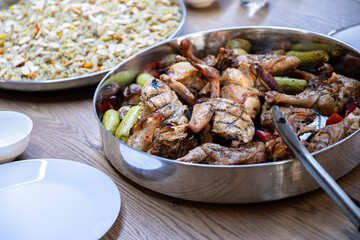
top-left (265, 73), bottom-right (360, 116)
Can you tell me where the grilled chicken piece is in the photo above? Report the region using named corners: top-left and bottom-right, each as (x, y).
top-left (188, 98), bottom-right (255, 142)
top-left (233, 54), bottom-right (301, 76)
top-left (141, 78), bottom-right (188, 125)
top-left (260, 105), bottom-right (316, 133)
top-left (221, 68), bottom-right (254, 88)
top-left (127, 113), bottom-right (162, 152)
top-left (177, 142), bottom-right (267, 165)
top-left (168, 62), bottom-right (208, 93)
top-left (265, 73), bottom-right (360, 116)
top-left (221, 84), bottom-right (261, 119)
top-left (189, 100), bottom-right (214, 133)
top-left (309, 109), bottom-right (360, 151)
top-left (211, 98), bottom-right (255, 142)
top-left (266, 136), bottom-right (314, 161)
top-left (176, 145), bottom-right (210, 164)
top-left (160, 74), bottom-right (196, 105)
top-left (147, 124), bottom-right (198, 159)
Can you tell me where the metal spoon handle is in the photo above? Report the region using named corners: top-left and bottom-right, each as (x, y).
top-left (272, 106), bottom-right (360, 231)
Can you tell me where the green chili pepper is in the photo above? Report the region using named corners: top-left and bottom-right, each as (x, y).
top-left (225, 38), bottom-right (251, 52)
top-left (291, 43), bottom-right (342, 57)
top-left (135, 73), bottom-right (155, 87)
top-left (274, 77), bottom-right (308, 94)
top-left (103, 70), bottom-right (138, 87)
top-left (115, 105), bottom-right (141, 143)
top-left (232, 48), bottom-right (248, 55)
top-left (102, 109), bottom-right (120, 135)
top-left (286, 50), bottom-right (330, 67)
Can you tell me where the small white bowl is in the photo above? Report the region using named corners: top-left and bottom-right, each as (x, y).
top-left (0, 111), bottom-right (33, 164)
top-left (185, 0), bottom-right (216, 8)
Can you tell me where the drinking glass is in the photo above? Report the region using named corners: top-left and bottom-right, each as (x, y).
top-left (240, 0), bottom-right (269, 18)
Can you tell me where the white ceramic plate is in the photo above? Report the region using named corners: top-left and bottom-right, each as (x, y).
top-left (329, 23), bottom-right (360, 52)
top-left (0, 159), bottom-right (121, 240)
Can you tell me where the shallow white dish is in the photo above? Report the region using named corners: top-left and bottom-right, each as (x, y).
top-left (0, 111), bottom-right (33, 164)
top-left (0, 159), bottom-right (121, 240)
top-left (329, 23), bottom-right (360, 52)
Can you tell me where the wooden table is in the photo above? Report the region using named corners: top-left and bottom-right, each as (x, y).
top-left (1, 0), bottom-right (360, 239)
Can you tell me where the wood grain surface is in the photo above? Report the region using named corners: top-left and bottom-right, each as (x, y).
top-left (1, 0), bottom-right (360, 239)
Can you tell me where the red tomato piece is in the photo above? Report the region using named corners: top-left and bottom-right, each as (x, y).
top-left (326, 113), bottom-right (343, 126)
top-left (345, 102), bottom-right (358, 117)
top-left (96, 98), bottom-right (110, 114)
top-left (256, 130), bottom-right (274, 142)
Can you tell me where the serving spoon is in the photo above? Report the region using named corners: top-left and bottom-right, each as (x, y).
top-left (271, 106), bottom-right (360, 231)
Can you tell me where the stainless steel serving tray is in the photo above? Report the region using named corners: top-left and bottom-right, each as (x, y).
top-left (93, 26), bottom-right (360, 203)
top-left (0, 0), bottom-right (186, 91)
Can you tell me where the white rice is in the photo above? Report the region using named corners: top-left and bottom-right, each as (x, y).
top-left (0, 0), bottom-right (181, 81)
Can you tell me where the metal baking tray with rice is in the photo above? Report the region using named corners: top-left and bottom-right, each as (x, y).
top-left (0, 0), bottom-right (186, 91)
top-left (93, 26), bottom-right (360, 203)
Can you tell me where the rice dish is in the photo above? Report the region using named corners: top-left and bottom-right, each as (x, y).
top-left (0, 0), bottom-right (182, 81)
